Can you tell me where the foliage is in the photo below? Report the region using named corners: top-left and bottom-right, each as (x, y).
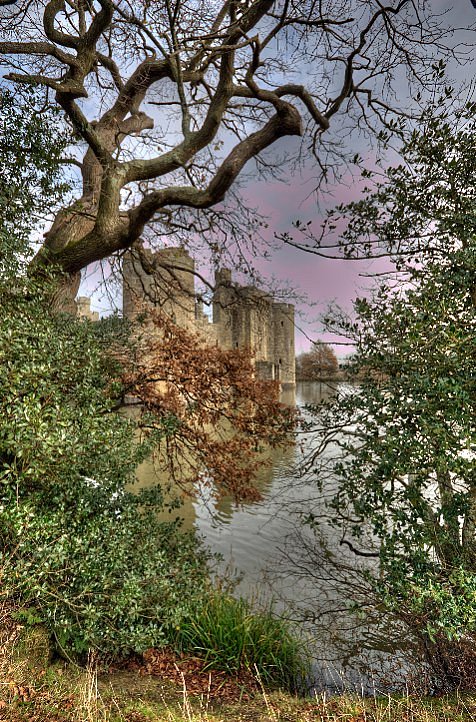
top-left (295, 342), bottom-right (338, 381)
top-left (0, 96), bottom-right (210, 660)
top-left (124, 306), bottom-right (295, 502)
top-left (0, 88), bottom-right (295, 665)
top-left (304, 106), bottom-right (476, 685)
top-left (173, 590), bottom-right (310, 693)
top-left (332, 253), bottom-right (476, 636)
top-left (0, 87), bottom-right (69, 271)
top-left (0, 272), bottom-right (212, 658)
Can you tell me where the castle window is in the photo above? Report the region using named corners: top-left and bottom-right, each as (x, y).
top-left (280, 320), bottom-right (284, 327)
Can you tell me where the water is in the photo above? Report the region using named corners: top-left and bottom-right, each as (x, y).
top-left (192, 383), bottom-right (331, 593)
top-left (136, 381), bottom-right (413, 692)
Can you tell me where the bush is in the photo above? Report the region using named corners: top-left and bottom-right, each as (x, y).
top-left (0, 278), bottom-right (210, 659)
top-left (0, 93), bottom-right (213, 662)
top-left (173, 591), bottom-right (310, 692)
top-left (301, 106), bottom-right (476, 690)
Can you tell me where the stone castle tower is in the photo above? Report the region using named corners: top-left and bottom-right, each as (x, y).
top-left (76, 296), bottom-right (99, 321)
top-left (123, 247), bottom-right (295, 387)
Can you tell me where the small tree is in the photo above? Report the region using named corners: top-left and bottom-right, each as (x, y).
top-left (295, 342), bottom-right (338, 381)
top-left (302, 106), bottom-right (476, 689)
top-left (124, 306), bottom-right (294, 502)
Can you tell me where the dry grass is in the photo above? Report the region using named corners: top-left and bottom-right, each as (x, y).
top-left (1, 658), bottom-right (475, 722)
top-left (0, 609), bottom-right (475, 722)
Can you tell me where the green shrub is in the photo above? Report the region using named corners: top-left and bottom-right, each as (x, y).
top-left (0, 92), bottom-right (213, 662)
top-left (0, 278), bottom-right (209, 659)
top-left (301, 106), bottom-right (476, 690)
top-left (174, 591), bottom-right (310, 692)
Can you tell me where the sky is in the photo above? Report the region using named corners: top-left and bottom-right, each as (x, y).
top-left (78, 1), bottom-right (476, 356)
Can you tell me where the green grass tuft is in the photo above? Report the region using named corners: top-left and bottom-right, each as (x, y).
top-left (172, 591), bottom-right (310, 693)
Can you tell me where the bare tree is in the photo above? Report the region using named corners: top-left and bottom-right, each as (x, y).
top-left (296, 341), bottom-right (338, 380)
top-left (0, 0), bottom-right (462, 299)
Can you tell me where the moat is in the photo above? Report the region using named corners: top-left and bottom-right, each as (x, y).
top-left (136, 381), bottom-right (409, 692)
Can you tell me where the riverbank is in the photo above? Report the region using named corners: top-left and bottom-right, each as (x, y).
top-left (1, 642), bottom-right (476, 721)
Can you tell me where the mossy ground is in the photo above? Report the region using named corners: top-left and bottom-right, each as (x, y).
top-left (1, 667), bottom-right (476, 722)
top-left (0, 632), bottom-right (475, 722)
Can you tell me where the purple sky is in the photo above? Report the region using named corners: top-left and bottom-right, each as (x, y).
top-left (79, 1), bottom-right (475, 356)
top-left (237, 170), bottom-right (389, 354)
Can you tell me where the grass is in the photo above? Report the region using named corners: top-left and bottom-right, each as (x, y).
top-left (4, 674), bottom-right (476, 722)
top-left (1, 603), bottom-right (476, 721)
top-left (172, 591), bottom-right (310, 693)
top-left (1, 647), bottom-right (476, 721)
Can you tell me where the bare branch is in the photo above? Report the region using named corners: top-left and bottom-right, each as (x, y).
top-left (0, 41), bottom-right (79, 67)
top-left (326, 0), bottom-right (410, 121)
top-left (127, 101), bottom-right (302, 240)
top-left (0, 0), bottom-right (462, 284)
top-left (43, 0), bottom-right (80, 49)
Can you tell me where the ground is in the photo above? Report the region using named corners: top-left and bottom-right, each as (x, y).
top-left (1, 633), bottom-right (476, 722)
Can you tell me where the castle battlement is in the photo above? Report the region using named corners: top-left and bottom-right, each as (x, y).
top-left (122, 247), bottom-right (295, 387)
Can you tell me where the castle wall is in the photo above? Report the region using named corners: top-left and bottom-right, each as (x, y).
top-left (195, 298), bottom-right (218, 345)
top-left (123, 247), bottom-right (196, 331)
top-left (272, 302), bottom-right (295, 386)
top-left (77, 296), bottom-right (99, 322)
top-left (122, 248), bottom-right (295, 386)
top-left (244, 288), bottom-right (273, 363)
top-left (213, 268), bottom-right (233, 349)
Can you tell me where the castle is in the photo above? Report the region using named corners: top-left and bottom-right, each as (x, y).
top-left (121, 247), bottom-right (295, 387)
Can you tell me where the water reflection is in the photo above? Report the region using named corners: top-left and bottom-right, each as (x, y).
top-left (191, 382), bottom-right (413, 691)
top-left (133, 453), bottom-right (197, 531)
top-left (295, 380), bottom-right (338, 406)
top-left (192, 382), bottom-right (335, 593)
top-left (193, 381), bottom-right (337, 542)
top-left (134, 383), bottom-right (301, 530)
top-left (134, 382), bottom-right (411, 691)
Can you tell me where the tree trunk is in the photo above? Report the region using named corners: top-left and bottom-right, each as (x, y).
top-left (50, 271), bottom-right (82, 314)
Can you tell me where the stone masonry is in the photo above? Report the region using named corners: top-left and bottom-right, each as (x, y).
top-left (76, 296), bottom-right (99, 321)
top-left (122, 247), bottom-right (295, 387)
